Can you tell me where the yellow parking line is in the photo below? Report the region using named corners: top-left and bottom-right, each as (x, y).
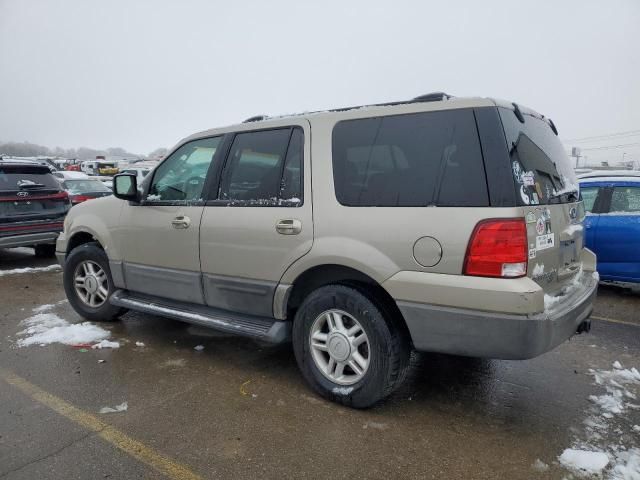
top-left (0, 369), bottom-right (202, 480)
top-left (591, 315), bottom-right (640, 328)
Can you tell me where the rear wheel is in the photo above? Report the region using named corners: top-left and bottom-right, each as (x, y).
top-left (34, 244), bottom-right (56, 257)
top-left (63, 243), bottom-right (127, 321)
top-left (293, 284), bottom-right (410, 408)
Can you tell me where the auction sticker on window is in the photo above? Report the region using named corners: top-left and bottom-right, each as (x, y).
top-left (536, 233), bottom-right (555, 251)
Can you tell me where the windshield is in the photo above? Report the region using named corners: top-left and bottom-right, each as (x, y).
top-left (499, 107), bottom-right (578, 205)
top-left (63, 179), bottom-right (112, 194)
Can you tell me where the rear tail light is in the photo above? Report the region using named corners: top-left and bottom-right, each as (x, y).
top-left (70, 194), bottom-right (91, 204)
top-left (464, 218), bottom-right (528, 278)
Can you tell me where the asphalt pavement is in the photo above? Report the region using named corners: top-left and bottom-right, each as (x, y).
top-left (0, 247), bottom-right (638, 479)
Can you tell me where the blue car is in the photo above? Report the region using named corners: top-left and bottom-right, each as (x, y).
top-left (579, 171), bottom-right (640, 285)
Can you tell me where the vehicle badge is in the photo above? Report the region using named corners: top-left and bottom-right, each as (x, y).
top-left (569, 207), bottom-right (577, 220)
top-left (16, 191), bottom-right (29, 197)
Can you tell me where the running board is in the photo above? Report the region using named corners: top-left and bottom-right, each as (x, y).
top-left (110, 290), bottom-right (290, 344)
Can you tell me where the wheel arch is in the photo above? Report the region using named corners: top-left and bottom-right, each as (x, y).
top-left (284, 264), bottom-right (412, 345)
top-left (66, 230), bottom-right (104, 255)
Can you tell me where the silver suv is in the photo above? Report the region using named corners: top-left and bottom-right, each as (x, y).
top-left (57, 93), bottom-right (598, 408)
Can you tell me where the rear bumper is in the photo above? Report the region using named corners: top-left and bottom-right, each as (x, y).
top-left (0, 231), bottom-right (60, 249)
top-left (398, 271), bottom-right (598, 360)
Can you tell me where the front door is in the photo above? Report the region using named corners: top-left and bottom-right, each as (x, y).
top-left (118, 135), bottom-right (223, 304)
top-left (199, 123), bottom-right (313, 317)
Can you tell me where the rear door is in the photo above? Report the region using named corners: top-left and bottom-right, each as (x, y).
top-left (199, 122), bottom-right (313, 317)
top-left (498, 107), bottom-right (584, 295)
top-left (593, 183), bottom-right (640, 282)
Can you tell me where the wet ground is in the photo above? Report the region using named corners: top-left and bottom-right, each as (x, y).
top-left (0, 247), bottom-right (638, 479)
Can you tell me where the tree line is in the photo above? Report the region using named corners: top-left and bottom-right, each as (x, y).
top-left (0, 141), bottom-right (167, 160)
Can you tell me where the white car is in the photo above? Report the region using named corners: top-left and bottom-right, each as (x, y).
top-left (53, 171), bottom-right (89, 181)
top-left (119, 167), bottom-right (152, 183)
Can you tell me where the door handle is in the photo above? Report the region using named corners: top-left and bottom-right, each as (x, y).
top-left (171, 215), bottom-right (191, 229)
top-left (276, 219), bottom-right (302, 235)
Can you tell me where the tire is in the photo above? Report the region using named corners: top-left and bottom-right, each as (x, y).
top-left (292, 284), bottom-right (410, 408)
top-left (63, 242), bottom-right (127, 322)
top-left (34, 244), bottom-right (56, 257)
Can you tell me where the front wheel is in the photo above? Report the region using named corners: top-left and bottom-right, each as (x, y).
top-left (292, 285), bottom-right (410, 408)
top-left (63, 242), bottom-right (127, 321)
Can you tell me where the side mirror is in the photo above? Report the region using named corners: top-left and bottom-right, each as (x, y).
top-left (113, 174), bottom-right (140, 202)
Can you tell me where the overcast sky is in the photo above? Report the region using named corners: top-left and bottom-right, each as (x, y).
top-left (1, 0), bottom-right (639, 163)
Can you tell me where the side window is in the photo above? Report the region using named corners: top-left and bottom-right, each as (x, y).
top-left (279, 128), bottom-right (303, 203)
top-left (610, 186), bottom-right (640, 213)
top-left (332, 109), bottom-right (488, 207)
top-left (580, 187), bottom-right (599, 213)
top-left (220, 128), bottom-right (302, 205)
top-left (147, 136), bottom-right (221, 202)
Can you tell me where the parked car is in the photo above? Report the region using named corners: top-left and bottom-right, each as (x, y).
top-left (59, 178), bottom-right (113, 205)
top-left (57, 94), bottom-right (597, 407)
top-left (579, 171), bottom-right (640, 286)
top-left (53, 171), bottom-right (89, 181)
top-left (119, 167), bottom-right (152, 184)
top-left (0, 161), bottom-right (71, 256)
top-left (80, 161), bottom-right (119, 176)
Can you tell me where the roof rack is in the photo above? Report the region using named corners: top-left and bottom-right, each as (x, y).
top-left (411, 92), bottom-right (453, 102)
top-left (240, 92), bottom-right (453, 123)
top-left (243, 115), bottom-right (269, 123)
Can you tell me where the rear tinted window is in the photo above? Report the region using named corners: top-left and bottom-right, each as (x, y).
top-left (0, 165), bottom-right (60, 191)
top-left (499, 107), bottom-right (577, 205)
top-left (332, 109), bottom-right (488, 206)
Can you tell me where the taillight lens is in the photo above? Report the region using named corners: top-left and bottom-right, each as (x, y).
top-left (464, 219), bottom-right (528, 278)
top-left (70, 194), bottom-right (91, 204)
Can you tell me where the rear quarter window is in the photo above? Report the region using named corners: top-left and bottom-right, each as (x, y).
top-left (332, 109), bottom-right (489, 207)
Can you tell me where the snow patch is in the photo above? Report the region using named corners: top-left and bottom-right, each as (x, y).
top-left (31, 300), bottom-right (68, 313)
top-left (531, 459), bottom-right (549, 472)
top-left (99, 402), bottom-right (128, 414)
top-left (559, 362), bottom-right (640, 478)
top-left (559, 449), bottom-right (609, 475)
top-left (532, 263), bottom-right (545, 277)
top-left (0, 264), bottom-right (60, 277)
top-left (332, 386), bottom-right (353, 396)
top-left (92, 339), bottom-right (120, 349)
top-left (544, 269), bottom-right (599, 312)
top-left (17, 313), bottom-right (110, 347)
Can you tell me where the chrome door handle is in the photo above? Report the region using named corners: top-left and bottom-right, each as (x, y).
top-left (171, 215), bottom-right (191, 229)
top-left (276, 219), bottom-right (302, 235)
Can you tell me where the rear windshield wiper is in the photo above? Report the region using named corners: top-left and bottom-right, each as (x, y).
top-left (548, 190), bottom-right (579, 203)
top-left (17, 183), bottom-right (46, 189)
